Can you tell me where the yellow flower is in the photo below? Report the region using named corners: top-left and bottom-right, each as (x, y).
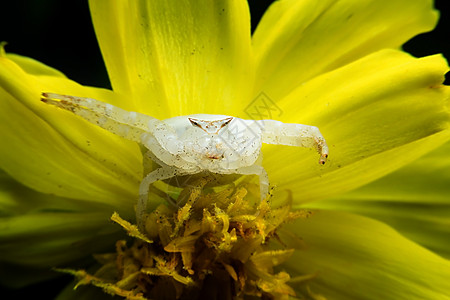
top-left (1, 0), bottom-right (450, 299)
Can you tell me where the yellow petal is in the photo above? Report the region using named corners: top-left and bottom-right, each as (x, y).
top-left (309, 140), bottom-right (450, 259)
top-left (262, 50), bottom-right (450, 203)
top-left (0, 54), bottom-right (141, 212)
top-left (6, 53), bottom-right (66, 77)
top-left (0, 170), bottom-right (121, 287)
top-left (0, 170), bottom-right (109, 216)
top-left (0, 211), bottom-right (120, 289)
top-left (89, 0), bottom-right (253, 118)
top-left (252, 0), bottom-right (438, 100)
top-left (0, 211), bottom-right (118, 267)
top-left (285, 210), bottom-right (450, 300)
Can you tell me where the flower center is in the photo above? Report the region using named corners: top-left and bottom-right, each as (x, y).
top-left (59, 176), bottom-right (313, 300)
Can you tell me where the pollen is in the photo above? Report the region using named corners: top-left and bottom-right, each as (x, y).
top-left (60, 177), bottom-right (314, 300)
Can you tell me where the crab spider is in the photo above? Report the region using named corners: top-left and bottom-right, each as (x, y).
top-left (41, 93), bottom-right (328, 228)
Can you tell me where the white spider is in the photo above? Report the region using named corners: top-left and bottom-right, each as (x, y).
top-left (41, 93), bottom-right (328, 228)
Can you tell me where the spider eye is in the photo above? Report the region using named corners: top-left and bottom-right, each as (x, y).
top-left (219, 117), bottom-right (233, 129)
top-left (188, 118), bottom-right (201, 128)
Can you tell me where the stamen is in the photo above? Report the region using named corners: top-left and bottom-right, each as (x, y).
top-left (59, 178), bottom-right (316, 300)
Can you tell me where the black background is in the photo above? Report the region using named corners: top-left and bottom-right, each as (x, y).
top-left (0, 0), bottom-right (449, 298)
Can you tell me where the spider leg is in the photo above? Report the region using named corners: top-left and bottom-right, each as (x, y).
top-left (137, 166), bottom-right (180, 230)
top-left (41, 92), bottom-right (172, 143)
top-left (254, 120), bottom-right (329, 164)
top-left (234, 160), bottom-right (269, 200)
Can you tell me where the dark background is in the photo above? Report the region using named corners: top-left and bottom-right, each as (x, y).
top-left (0, 0), bottom-right (449, 298)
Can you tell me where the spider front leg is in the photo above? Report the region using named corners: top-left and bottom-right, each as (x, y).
top-left (256, 120), bottom-right (329, 164)
top-left (41, 93), bottom-right (172, 144)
